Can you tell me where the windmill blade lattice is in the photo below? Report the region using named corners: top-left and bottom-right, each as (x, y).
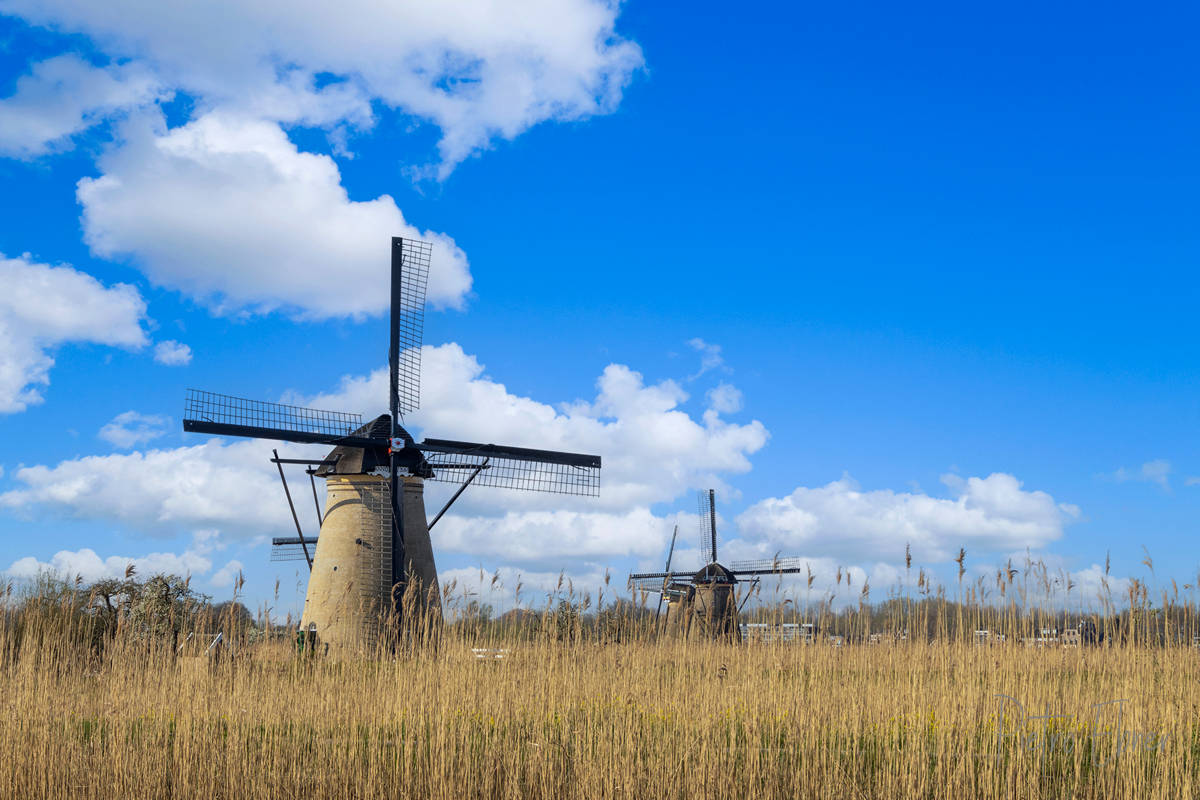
top-left (629, 575), bottom-right (671, 594)
top-left (271, 536), bottom-right (319, 562)
top-left (183, 390), bottom-right (367, 445)
top-left (421, 439), bottom-right (600, 497)
top-left (697, 489), bottom-right (718, 564)
top-left (730, 557), bottom-right (810, 575)
top-left (392, 237), bottom-right (432, 416)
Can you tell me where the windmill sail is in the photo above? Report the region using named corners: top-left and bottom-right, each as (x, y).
top-left (183, 390), bottom-right (370, 446)
top-left (730, 557), bottom-right (810, 575)
top-left (271, 536), bottom-right (319, 562)
top-left (419, 439), bottom-right (600, 497)
top-left (183, 391), bottom-right (601, 496)
top-left (697, 489), bottom-right (718, 564)
top-left (391, 237), bottom-right (432, 417)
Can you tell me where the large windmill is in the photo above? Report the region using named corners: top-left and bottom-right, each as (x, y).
top-left (183, 237), bottom-right (601, 653)
top-left (629, 489), bottom-right (805, 640)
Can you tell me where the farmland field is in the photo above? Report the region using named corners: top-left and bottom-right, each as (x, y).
top-left (1, 581), bottom-right (1196, 800)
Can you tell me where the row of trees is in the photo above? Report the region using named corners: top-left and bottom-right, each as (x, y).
top-left (3, 570), bottom-right (256, 657)
top-left (6, 567), bottom-right (1198, 654)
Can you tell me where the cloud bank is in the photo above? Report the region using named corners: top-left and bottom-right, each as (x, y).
top-left (733, 473), bottom-right (1078, 564)
top-left (1, 0), bottom-right (643, 169)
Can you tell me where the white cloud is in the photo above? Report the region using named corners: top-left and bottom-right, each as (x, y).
top-left (6, 544), bottom-right (212, 584)
top-left (1111, 459), bottom-right (1171, 491)
top-left (0, 438), bottom-right (306, 538)
top-left (707, 382), bottom-right (743, 414)
top-left (686, 337), bottom-right (726, 379)
top-left (434, 508), bottom-right (667, 566)
top-left (153, 339), bottom-right (192, 366)
top-left (3, 344), bottom-right (766, 569)
top-left (210, 559), bottom-right (245, 589)
top-left (3, 2), bottom-right (640, 324)
top-left (972, 552), bottom-right (1137, 611)
top-left (98, 410), bottom-right (170, 448)
top-left (0, 253), bottom-right (148, 413)
top-left (301, 345), bottom-right (767, 566)
top-left (1058, 563), bottom-right (1132, 609)
top-left (734, 473), bottom-right (1077, 564)
top-left (0, 54), bottom-right (163, 158)
top-left (307, 343), bottom-right (769, 513)
top-left (440, 564), bottom-right (619, 613)
top-left (78, 112), bottom-right (472, 318)
top-left (2, 0), bottom-right (643, 171)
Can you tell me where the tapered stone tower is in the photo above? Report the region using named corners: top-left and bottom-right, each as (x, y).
top-left (684, 565), bottom-right (740, 641)
top-left (300, 415), bottom-right (441, 655)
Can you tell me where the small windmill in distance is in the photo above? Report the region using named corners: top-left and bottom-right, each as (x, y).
top-left (629, 489), bottom-right (806, 641)
top-left (183, 237), bottom-right (602, 654)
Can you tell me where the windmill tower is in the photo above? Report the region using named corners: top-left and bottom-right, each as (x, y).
top-left (185, 237), bottom-right (602, 654)
top-left (630, 489), bottom-right (806, 641)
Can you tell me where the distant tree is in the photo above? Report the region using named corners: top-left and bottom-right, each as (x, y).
top-left (213, 600), bottom-right (255, 631)
top-left (460, 600), bottom-right (494, 625)
top-left (125, 574), bottom-right (208, 642)
top-left (554, 600), bottom-right (581, 643)
top-left (596, 599), bottom-right (652, 643)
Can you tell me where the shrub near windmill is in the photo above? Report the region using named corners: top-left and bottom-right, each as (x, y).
top-left (629, 489), bottom-right (806, 641)
top-left (183, 238), bottom-right (602, 654)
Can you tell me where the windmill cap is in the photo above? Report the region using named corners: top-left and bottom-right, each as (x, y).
top-left (315, 414), bottom-right (392, 475)
top-left (693, 563), bottom-right (737, 584)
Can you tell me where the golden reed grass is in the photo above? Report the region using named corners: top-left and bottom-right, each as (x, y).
top-left (0, 576), bottom-right (1196, 799)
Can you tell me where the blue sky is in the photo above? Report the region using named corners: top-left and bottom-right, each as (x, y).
top-left (1, 1), bottom-right (1198, 615)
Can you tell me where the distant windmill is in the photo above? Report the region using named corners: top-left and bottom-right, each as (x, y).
top-left (184, 237), bottom-right (601, 653)
top-left (629, 489), bottom-right (805, 640)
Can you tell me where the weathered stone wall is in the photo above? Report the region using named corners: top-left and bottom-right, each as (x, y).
top-left (300, 475), bottom-right (442, 655)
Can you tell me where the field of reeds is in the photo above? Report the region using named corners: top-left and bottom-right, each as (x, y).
top-left (1, 565), bottom-right (1197, 800)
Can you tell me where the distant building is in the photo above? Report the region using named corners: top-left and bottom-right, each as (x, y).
top-left (739, 622), bottom-right (815, 644)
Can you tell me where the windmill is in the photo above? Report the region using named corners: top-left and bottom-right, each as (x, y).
top-left (183, 237), bottom-right (601, 653)
top-left (629, 489), bottom-right (806, 641)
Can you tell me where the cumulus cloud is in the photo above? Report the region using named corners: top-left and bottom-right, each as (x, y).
top-left (1064, 562), bottom-right (1133, 608)
top-left (434, 508), bottom-right (667, 567)
top-left (4, 345), bottom-right (766, 569)
top-left (6, 544), bottom-right (212, 584)
top-left (440, 564), bottom-right (619, 613)
top-left (307, 343), bottom-right (769, 513)
top-left (0, 438), bottom-right (305, 538)
top-left (301, 345), bottom-right (767, 566)
top-left (0, 54), bottom-right (163, 158)
top-left (2, 0), bottom-right (643, 170)
top-left (98, 410), bottom-right (170, 448)
top-left (210, 559), bottom-right (245, 589)
top-left (3, 1), bottom-right (640, 324)
top-left (968, 552), bottom-right (1137, 611)
top-left (707, 382), bottom-right (743, 414)
top-left (153, 339), bottom-right (192, 366)
top-left (78, 112), bottom-right (472, 318)
top-left (0, 253), bottom-right (148, 413)
top-left (734, 473), bottom-right (1078, 564)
